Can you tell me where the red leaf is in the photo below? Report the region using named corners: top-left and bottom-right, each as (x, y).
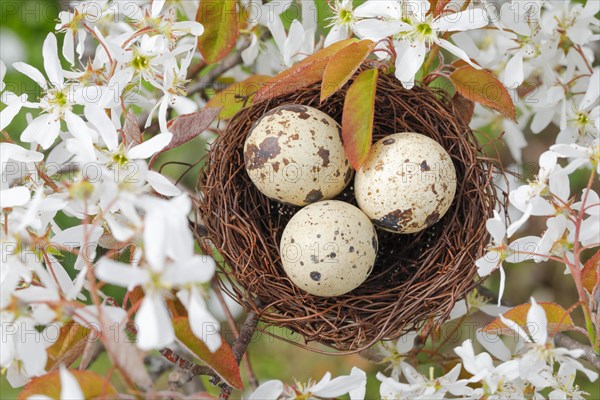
top-left (482, 302), bottom-right (575, 335)
top-left (254, 38), bottom-right (358, 102)
top-left (321, 40), bottom-right (376, 102)
top-left (18, 370), bottom-right (117, 399)
top-left (123, 110), bottom-right (142, 145)
top-left (196, 0), bottom-right (238, 64)
top-left (45, 322), bottom-right (90, 371)
top-left (582, 250), bottom-right (599, 294)
top-left (162, 107), bottom-right (221, 153)
top-left (451, 92), bottom-right (475, 125)
top-left (173, 317), bottom-right (243, 390)
top-left (449, 65), bottom-right (516, 121)
top-left (342, 68), bottom-right (379, 169)
top-left (206, 75), bottom-right (270, 119)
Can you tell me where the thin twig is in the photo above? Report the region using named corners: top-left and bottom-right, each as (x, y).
top-left (555, 333), bottom-right (600, 371)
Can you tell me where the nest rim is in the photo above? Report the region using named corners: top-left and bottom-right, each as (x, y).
top-left (197, 72), bottom-right (498, 353)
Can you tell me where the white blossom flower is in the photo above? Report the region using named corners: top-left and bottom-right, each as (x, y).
top-left (548, 363), bottom-right (588, 400)
top-left (249, 368), bottom-right (366, 400)
top-left (551, 139), bottom-right (600, 175)
top-left (95, 195), bottom-right (219, 351)
top-left (324, 0), bottom-right (356, 47)
top-left (449, 289), bottom-right (510, 320)
top-left (12, 33), bottom-right (97, 155)
top-left (454, 339), bottom-right (520, 397)
top-left (55, 1), bottom-right (106, 65)
top-left (0, 60), bottom-right (28, 131)
top-left (355, 0), bottom-right (488, 89)
top-left (500, 297), bottom-right (599, 383)
top-left (507, 151), bottom-right (570, 237)
top-left (377, 362), bottom-right (473, 399)
top-left (475, 211), bottom-right (537, 304)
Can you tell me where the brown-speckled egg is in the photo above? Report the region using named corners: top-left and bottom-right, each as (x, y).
top-left (279, 200), bottom-right (377, 297)
top-left (354, 132), bottom-right (457, 234)
top-left (244, 104), bottom-right (352, 206)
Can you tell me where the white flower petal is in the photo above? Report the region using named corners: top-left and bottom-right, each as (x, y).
top-left (355, 0), bottom-right (403, 19)
top-left (63, 29), bottom-right (75, 66)
top-left (0, 101), bottom-right (24, 131)
top-left (249, 380), bottom-right (284, 400)
top-left (59, 366), bottom-right (84, 399)
top-left (324, 24), bottom-right (349, 48)
top-left (526, 297), bottom-right (548, 344)
top-left (475, 330), bottom-right (512, 361)
top-left (42, 33), bottom-right (64, 86)
top-left (395, 40), bottom-right (426, 89)
top-left (12, 62), bottom-right (47, 89)
top-left (146, 170), bottom-right (181, 196)
top-left (435, 8), bottom-right (489, 32)
top-left (84, 105), bottom-right (118, 151)
top-left (188, 287), bottom-right (222, 352)
top-left (1, 186), bottom-right (31, 208)
top-left (21, 113), bottom-right (61, 149)
top-left (438, 38), bottom-right (481, 69)
top-left (95, 259), bottom-right (150, 289)
top-left (127, 132), bottom-right (172, 159)
top-left (151, 0), bottom-right (166, 17)
top-left (354, 19), bottom-right (406, 41)
top-left (349, 367), bottom-right (367, 400)
top-left (136, 293), bottom-right (175, 350)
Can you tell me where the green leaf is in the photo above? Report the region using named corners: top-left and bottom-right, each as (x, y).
top-left (582, 250), bottom-right (599, 294)
top-left (18, 370), bottom-right (117, 399)
top-left (321, 40), bottom-right (376, 102)
top-left (254, 38), bottom-right (358, 102)
top-left (196, 0), bottom-right (238, 64)
top-left (449, 65), bottom-right (516, 121)
top-left (206, 75), bottom-right (271, 119)
top-left (342, 68), bottom-right (379, 169)
top-left (482, 302), bottom-right (575, 335)
top-left (173, 317), bottom-right (243, 390)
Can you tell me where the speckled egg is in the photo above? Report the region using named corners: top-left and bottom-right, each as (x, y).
top-left (279, 200), bottom-right (378, 297)
top-left (244, 104), bottom-right (352, 206)
top-left (354, 132), bottom-right (457, 234)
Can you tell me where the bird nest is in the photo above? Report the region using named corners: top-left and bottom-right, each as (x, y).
top-left (197, 72), bottom-right (498, 352)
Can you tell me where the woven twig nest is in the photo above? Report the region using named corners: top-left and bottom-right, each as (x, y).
top-left (197, 72), bottom-right (497, 352)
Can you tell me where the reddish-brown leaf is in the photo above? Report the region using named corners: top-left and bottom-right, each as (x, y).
top-left (18, 370), bottom-right (117, 399)
top-left (162, 107), bottom-right (221, 153)
top-left (449, 65), bottom-right (516, 121)
top-left (482, 302), bottom-right (575, 335)
top-left (45, 322), bottom-right (90, 371)
top-left (342, 68), bottom-right (379, 169)
top-left (196, 0), bottom-right (238, 64)
top-left (321, 40), bottom-right (376, 102)
top-left (582, 250), bottom-right (599, 294)
top-left (123, 110), bottom-right (142, 145)
top-left (254, 38), bottom-right (358, 102)
top-left (173, 317), bottom-right (243, 390)
top-left (451, 92), bottom-right (475, 125)
top-left (206, 75), bottom-right (270, 119)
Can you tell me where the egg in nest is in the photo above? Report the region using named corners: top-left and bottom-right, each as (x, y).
top-left (354, 132), bottom-right (457, 234)
top-left (279, 200), bottom-right (377, 297)
top-left (244, 104), bottom-right (352, 206)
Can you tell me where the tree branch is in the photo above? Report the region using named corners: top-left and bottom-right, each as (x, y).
top-left (555, 332), bottom-right (600, 371)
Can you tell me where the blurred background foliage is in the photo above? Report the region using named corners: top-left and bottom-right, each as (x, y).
top-left (1, 0), bottom-right (598, 399)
